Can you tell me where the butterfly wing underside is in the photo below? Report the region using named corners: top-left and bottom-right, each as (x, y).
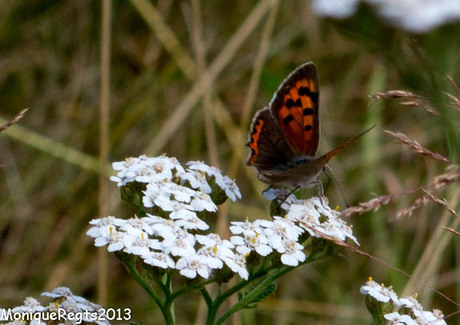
top-left (246, 107), bottom-right (297, 170)
top-left (269, 62), bottom-right (320, 156)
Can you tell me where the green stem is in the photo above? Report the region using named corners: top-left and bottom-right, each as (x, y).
top-left (204, 265), bottom-right (275, 325)
top-left (209, 248), bottom-right (333, 325)
top-left (171, 277), bottom-right (216, 300)
top-left (200, 287), bottom-right (213, 308)
top-left (163, 271), bottom-right (176, 325)
top-left (215, 266), bottom-right (293, 325)
top-left (146, 270), bottom-right (169, 297)
top-left (203, 267), bottom-right (270, 325)
top-left (118, 254), bottom-right (175, 324)
top-left (119, 255), bottom-right (162, 305)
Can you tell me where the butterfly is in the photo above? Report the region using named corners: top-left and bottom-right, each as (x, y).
top-left (246, 62), bottom-right (373, 194)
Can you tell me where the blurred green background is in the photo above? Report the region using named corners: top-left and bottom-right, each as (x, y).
top-left (0, 0), bottom-right (459, 324)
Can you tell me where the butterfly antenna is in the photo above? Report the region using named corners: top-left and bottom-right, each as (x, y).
top-left (326, 124), bottom-right (376, 162)
top-left (325, 165), bottom-right (349, 208)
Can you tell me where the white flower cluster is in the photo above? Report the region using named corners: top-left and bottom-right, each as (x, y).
top-left (89, 156), bottom-right (359, 281)
top-left (93, 156), bottom-right (246, 280)
top-left (229, 190), bottom-right (359, 268)
top-left (88, 216), bottom-right (249, 280)
top-left (360, 278), bottom-right (447, 325)
top-left (312, 0), bottom-right (460, 33)
top-left (0, 287), bottom-right (109, 325)
top-left (110, 155), bottom-right (241, 211)
top-left (264, 189), bottom-right (359, 245)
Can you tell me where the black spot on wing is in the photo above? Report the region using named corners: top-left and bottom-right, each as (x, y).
top-left (283, 115), bottom-right (294, 125)
top-left (303, 108), bottom-right (314, 116)
top-left (286, 99), bottom-right (295, 108)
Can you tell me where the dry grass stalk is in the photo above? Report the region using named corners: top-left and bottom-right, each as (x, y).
top-left (428, 165), bottom-right (460, 192)
top-left (369, 89), bottom-right (423, 100)
top-left (395, 194), bottom-right (430, 219)
top-left (395, 162), bottom-right (459, 219)
top-left (445, 76), bottom-right (460, 112)
top-left (342, 165), bottom-right (459, 219)
top-left (369, 90), bottom-right (437, 114)
top-left (298, 222), bottom-right (422, 298)
top-left (340, 194), bottom-right (393, 218)
top-left (344, 87), bottom-right (458, 219)
top-left (446, 75), bottom-right (460, 93)
top-left (384, 130), bottom-right (454, 164)
top-left (300, 221), bottom-right (460, 309)
top-left (0, 108), bottom-right (29, 133)
top-left (445, 93), bottom-right (460, 112)
top-left (443, 227), bottom-right (460, 236)
top-left (424, 191), bottom-right (457, 217)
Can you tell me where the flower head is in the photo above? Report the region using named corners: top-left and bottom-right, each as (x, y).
top-left (96, 155), bottom-right (362, 284)
top-left (7, 288), bottom-right (109, 325)
top-left (89, 221), bottom-right (134, 252)
top-left (143, 251), bottom-right (176, 269)
top-left (312, 0), bottom-right (460, 33)
top-left (278, 239), bottom-right (306, 267)
top-left (384, 312), bottom-right (418, 325)
top-left (42, 287), bottom-right (109, 324)
top-left (11, 297), bottom-right (45, 314)
top-left (287, 197), bottom-right (359, 245)
top-left (231, 230), bottom-right (272, 257)
top-left (186, 161), bottom-right (241, 201)
top-left (360, 278), bottom-right (400, 305)
top-left (361, 278), bottom-right (446, 325)
top-left (223, 253), bottom-right (249, 280)
top-left (196, 234), bottom-right (235, 261)
top-left (176, 254), bottom-right (213, 279)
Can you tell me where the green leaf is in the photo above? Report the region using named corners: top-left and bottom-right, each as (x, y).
top-left (239, 283), bottom-right (277, 309)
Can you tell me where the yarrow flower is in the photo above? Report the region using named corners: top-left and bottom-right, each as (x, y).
top-left (360, 277), bottom-right (447, 324)
top-left (111, 155), bottom-right (239, 215)
top-left (176, 254), bottom-right (214, 279)
top-left (186, 161), bottom-right (242, 202)
top-left (360, 278), bottom-right (400, 306)
top-left (229, 194), bottom-right (358, 267)
top-left (1, 287), bottom-right (110, 324)
top-left (90, 155), bottom-right (359, 282)
top-left (384, 312), bottom-right (418, 325)
top-left (9, 297), bottom-right (46, 320)
top-left (231, 228), bottom-right (273, 257)
top-left (87, 218), bottom-right (133, 252)
top-left (110, 155), bottom-right (185, 186)
top-left (277, 239), bottom-right (306, 267)
top-left (229, 216), bottom-right (308, 265)
top-left (286, 196), bottom-right (359, 245)
top-left (312, 0), bottom-right (460, 33)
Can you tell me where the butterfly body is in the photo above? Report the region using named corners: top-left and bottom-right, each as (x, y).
top-left (247, 62), bottom-right (372, 191)
top-left (254, 154), bottom-right (328, 188)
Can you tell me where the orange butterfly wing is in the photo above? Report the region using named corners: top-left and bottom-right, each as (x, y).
top-left (246, 107), bottom-right (297, 170)
top-left (269, 62), bottom-right (320, 156)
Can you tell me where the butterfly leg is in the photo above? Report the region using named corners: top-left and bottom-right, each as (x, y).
top-left (280, 186), bottom-right (299, 205)
top-left (262, 185), bottom-right (274, 199)
top-left (314, 179), bottom-right (324, 196)
top-left (323, 173), bottom-right (331, 194)
top-left (313, 180), bottom-right (328, 208)
top-left (266, 186), bottom-right (299, 216)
